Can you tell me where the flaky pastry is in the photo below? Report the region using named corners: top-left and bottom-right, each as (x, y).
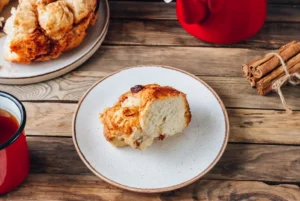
top-left (3, 0), bottom-right (98, 64)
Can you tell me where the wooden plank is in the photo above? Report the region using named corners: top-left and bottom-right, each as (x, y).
top-left (105, 19), bottom-right (300, 49)
top-left (77, 46), bottom-right (266, 76)
top-left (269, 0), bottom-right (300, 4)
top-left (2, 71), bottom-right (300, 110)
top-left (0, 45), bottom-right (265, 78)
top-left (27, 137), bottom-right (300, 182)
top-left (2, 174), bottom-right (300, 200)
top-left (24, 103), bottom-right (300, 145)
top-left (202, 76), bottom-right (300, 110)
top-left (110, 1), bottom-right (176, 20)
top-left (25, 102), bottom-right (75, 137)
top-left (110, 2), bottom-right (300, 23)
top-left (268, 5), bottom-right (300, 22)
top-left (229, 109), bottom-right (300, 145)
top-left (0, 46), bottom-right (272, 82)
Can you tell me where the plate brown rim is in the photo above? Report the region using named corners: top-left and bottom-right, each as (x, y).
top-left (0, 0), bottom-right (110, 81)
top-left (72, 65), bottom-right (230, 193)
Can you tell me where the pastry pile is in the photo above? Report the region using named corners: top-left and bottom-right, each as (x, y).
top-left (100, 84), bottom-right (192, 150)
top-left (3, 0), bottom-right (98, 64)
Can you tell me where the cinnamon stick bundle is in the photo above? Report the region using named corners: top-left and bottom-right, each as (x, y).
top-left (256, 53), bottom-right (300, 95)
top-left (242, 41), bottom-right (300, 95)
top-left (251, 41), bottom-right (300, 78)
top-left (257, 62), bottom-right (300, 95)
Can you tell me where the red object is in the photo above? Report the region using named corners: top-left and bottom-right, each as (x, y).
top-left (176, 0), bottom-right (267, 44)
top-left (0, 92), bottom-right (30, 195)
top-left (0, 133), bottom-right (30, 194)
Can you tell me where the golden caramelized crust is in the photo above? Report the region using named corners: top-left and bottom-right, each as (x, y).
top-left (37, 0), bottom-right (74, 40)
top-left (101, 103), bottom-right (141, 137)
top-left (3, 0), bottom-right (98, 64)
top-left (9, 30), bottom-right (50, 64)
top-left (64, 12), bottom-right (96, 51)
top-left (100, 84), bottom-right (192, 150)
top-left (63, 0), bottom-right (96, 23)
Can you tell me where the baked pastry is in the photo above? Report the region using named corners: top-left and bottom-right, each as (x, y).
top-left (100, 84), bottom-right (192, 150)
top-left (3, 0), bottom-right (98, 64)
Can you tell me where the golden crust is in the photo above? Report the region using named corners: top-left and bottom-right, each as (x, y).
top-left (3, 0), bottom-right (98, 64)
top-left (63, 0), bottom-right (96, 23)
top-left (64, 13), bottom-right (94, 52)
top-left (10, 30), bottom-right (50, 64)
top-left (37, 1), bottom-right (74, 40)
top-left (100, 84), bottom-right (192, 150)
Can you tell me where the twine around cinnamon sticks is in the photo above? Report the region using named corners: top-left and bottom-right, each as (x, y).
top-left (242, 41), bottom-right (300, 113)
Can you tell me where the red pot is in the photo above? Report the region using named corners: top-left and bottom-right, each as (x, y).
top-left (176, 0), bottom-right (267, 44)
top-left (0, 91), bottom-right (30, 194)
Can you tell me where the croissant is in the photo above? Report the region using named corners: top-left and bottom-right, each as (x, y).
top-left (3, 0), bottom-right (98, 64)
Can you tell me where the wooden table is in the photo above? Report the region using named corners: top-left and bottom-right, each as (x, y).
top-left (1, 0), bottom-right (300, 200)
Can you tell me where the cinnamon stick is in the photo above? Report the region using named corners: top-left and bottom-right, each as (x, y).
top-left (242, 64), bottom-right (250, 77)
top-left (248, 76), bottom-right (260, 88)
top-left (249, 54), bottom-right (274, 73)
top-left (257, 53), bottom-right (300, 89)
top-left (252, 41), bottom-right (300, 78)
top-left (278, 40), bottom-right (297, 52)
top-left (242, 58), bottom-right (264, 77)
top-left (257, 62), bottom-right (300, 95)
top-left (247, 41), bottom-right (296, 75)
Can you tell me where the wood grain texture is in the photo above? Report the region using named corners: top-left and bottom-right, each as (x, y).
top-left (2, 70), bottom-right (300, 110)
top-left (110, 1), bottom-right (300, 23)
top-left (0, 45), bottom-right (274, 79)
top-left (1, 174), bottom-right (300, 201)
top-left (0, 46), bottom-right (265, 78)
top-left (104, 20), bottom-right (300, 49)
top-left (79, 46), bottom-right (266, 76)
top-left (229, 109), bottom-right (300, 145)
top-left (24, 102), bottom-right (300, 145)
top-left (268, 5), bottom-right (300, 22)
top-left (25, 102), bottom-right (75, 137)
top-left (269, 0), bottom-right (300, 4)
top-left (27, 137), bottom-right (300, 182)
top-left (110, 1), bottom-right (176, 20)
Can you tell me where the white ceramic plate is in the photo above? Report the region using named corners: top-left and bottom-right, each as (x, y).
top-left (0, 0), bottom-right (109, 85)
top-left (73, 66), bottom-right (229, 193)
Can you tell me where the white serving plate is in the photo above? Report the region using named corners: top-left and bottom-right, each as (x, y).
top-left (0, 0), bottom-right (109, 85)
top-left (73, 66), bottom-right (229, 193)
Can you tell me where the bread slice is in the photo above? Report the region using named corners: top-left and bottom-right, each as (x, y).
top-left (100, 84), bottom-right (191, 150)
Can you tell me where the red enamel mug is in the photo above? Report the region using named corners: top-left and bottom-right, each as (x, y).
top-left (0, 91), bottom-right (30, 194)
top-left (176, 0), bottom-right (267, 44)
